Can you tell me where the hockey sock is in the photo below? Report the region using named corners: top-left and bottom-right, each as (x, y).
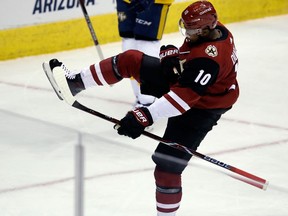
top-left (154, 166), bottom-right (182, 216)
top-left (80, 50), bottom-right (144, 88)
top-left (80, 57), bottom-right (121, 88)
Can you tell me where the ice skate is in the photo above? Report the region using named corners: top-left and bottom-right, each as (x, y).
top-left (48, 59), bottom-right (85, 96)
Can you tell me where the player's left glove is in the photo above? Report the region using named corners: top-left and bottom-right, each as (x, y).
top-left (159, 45), bottom-right (181, 84)
top-left (116, 107), bottom-right (153, 139)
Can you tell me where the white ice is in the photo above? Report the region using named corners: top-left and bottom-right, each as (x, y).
top-left (0, 15), bottom-right (288, 216)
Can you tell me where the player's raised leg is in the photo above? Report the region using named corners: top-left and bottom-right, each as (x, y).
top-left (45, 50), bottom-right (145, 96)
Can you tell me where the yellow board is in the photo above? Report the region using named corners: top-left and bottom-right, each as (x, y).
top-left (0, 0), bottom-right (287, 60)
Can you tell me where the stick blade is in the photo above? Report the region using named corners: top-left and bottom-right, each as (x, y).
top-left (227, 172), bottom-right (269, 190)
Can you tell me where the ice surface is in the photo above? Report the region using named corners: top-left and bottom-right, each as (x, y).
top-left (0, 15), bottom-right (288, 216)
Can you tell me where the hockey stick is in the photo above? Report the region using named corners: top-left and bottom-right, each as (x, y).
top-left (42, 62), bottom-right (269, 190)
top-left (78, 0), bottom-right (104, 60)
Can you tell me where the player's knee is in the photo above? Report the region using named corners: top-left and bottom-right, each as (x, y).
top-left (152, 152), bottom-right (189, 174)
top-left (117, 50), bottom-right (144, 80)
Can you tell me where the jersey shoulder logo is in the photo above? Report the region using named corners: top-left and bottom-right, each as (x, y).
top-left (205, 45), bottom-right (218, 57)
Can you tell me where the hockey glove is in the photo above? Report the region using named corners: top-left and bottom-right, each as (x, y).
top-left (159, 45), bottom-right (181, 84)
top-left (117, 107), bottom-right (153, 139)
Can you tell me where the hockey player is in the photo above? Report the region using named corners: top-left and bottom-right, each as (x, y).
top-left (116, 0), bottom-right (174, 107)
top-left (47, 1), bottom-right (239, 215)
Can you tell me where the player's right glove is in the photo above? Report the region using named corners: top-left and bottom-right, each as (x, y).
top-left (159, 45), bottom-right (181, 84)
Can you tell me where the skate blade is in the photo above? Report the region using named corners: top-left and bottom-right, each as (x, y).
top-left (42, 62), bottom-right (64, 101)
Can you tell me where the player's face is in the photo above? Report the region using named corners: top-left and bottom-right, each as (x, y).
top-left (178, 19), bottom-right (207, 41)
top-left (200, 28), bottom-right (210, 37)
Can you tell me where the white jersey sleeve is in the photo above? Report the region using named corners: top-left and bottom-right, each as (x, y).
top-left (147, 90), bottom-right (190, 122)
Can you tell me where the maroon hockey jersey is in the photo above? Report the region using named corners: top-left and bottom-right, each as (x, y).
top-left (148, 22), bottom-right (239, 120)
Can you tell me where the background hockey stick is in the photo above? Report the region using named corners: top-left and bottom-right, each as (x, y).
top-left (43, 62), bottom-right (269, 190)
top-left (78, 0), bottom-right (104, 60)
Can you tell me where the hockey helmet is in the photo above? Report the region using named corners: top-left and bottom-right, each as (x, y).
top-left (179, 1), bottom-right (218, 38)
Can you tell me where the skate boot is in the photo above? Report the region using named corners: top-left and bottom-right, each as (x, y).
top-left (49, 59), bottom-right (85, 96)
